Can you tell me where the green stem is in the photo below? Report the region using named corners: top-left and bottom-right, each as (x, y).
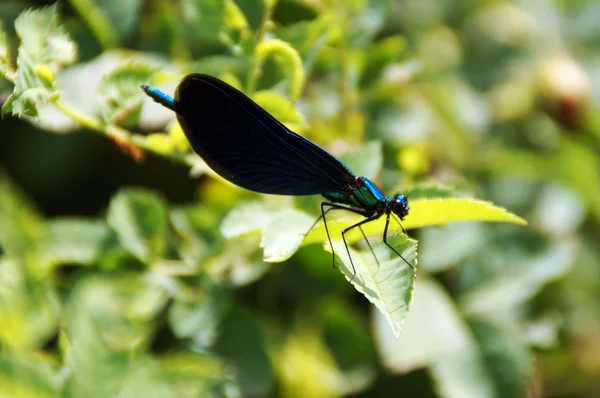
top-left (68, 0), bottom-right (119, 48)
top-left (246, 0), bottom-right (278, 95)
top-left (51, 98), bottom-right (195, 166)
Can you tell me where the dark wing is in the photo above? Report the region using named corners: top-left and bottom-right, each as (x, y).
top-left (174, 74), bottom-right (356, 196)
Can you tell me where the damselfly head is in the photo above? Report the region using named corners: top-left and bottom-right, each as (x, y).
top-left (391, 194), bottom-right (409, 220)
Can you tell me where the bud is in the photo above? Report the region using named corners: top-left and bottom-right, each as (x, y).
top-left (537, 55), bottom-right (590, 130)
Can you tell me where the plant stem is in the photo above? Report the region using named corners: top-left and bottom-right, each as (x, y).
top-left (246, 0), bottom-right (278, 95)
top-left (51, 98), bottom-right (195, 166)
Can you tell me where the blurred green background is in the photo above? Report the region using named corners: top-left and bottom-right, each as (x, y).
top-left (1, 0), bottom-right (600, 397)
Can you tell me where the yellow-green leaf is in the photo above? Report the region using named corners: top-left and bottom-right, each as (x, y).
top-left (304, 197), bottom-right (526, 246)
top-left (252, 90), bottom-right (304, 129)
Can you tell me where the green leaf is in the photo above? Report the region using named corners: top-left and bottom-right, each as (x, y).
top-left (168, 278), bottom-right (226, 347)
top-left (274, 15), bottom-right (332, 72)
top-left (2, 5), bottom-right (77, 118)
top-left (419, 223), bottom-right (484, 273)
top-left (469, 318), bottom-right (532, 398)
top-left (64, 275), bottom-right (170, 396)
top-left (360, 35), bottom-right (407, 86)
top-left (39, 218), bottom-right (116, 272)
top-left (220, 201), bottom-right (276, 239)
top-left (252, 90), bottom-right (304, 129)
top-left (373, 279), bottom-right (495, 397)
top-left (157, 353), bottom-right (235, 395)
top-left (207, 236), bottom-right (271, 286)
top-left (0, 258), bottom-right (61, 350)
top-left (106, 188), bottom-right (168, 263)
top-left (0, 21), bottom-right (13, 79)
top-left (214, 307), bottom-right (274, 396)
top-left (332, 233), bottom-right (418, 337)
top-left (0, 176), bottom-right (44, 257)
top-left (319, 298), bottom-right (376, 373)
top-left (181, 0), bottom-right (226, 41)
top-left (223, 0), bottom-right (250, 34)
top-left (304, 197), bottom-right (526, 247)
top-left (0, 354), bottom-right (59, 397)
top-left (171, 205), bottom-right (219, 264)
top-left (459, 239), bottom-right (577, 315)
top-left (339, 141), bottom-right (383, 180)
top-left (260, 209), bottom-right (315, 262)
top-left (404, 198), bottom-right (527, 229)
top-left (254, 39), bottom-right (305, 101)
top-left (92, 0), bottom-right (144, 41)
top-left (99, 61), bottom-right (158, 126)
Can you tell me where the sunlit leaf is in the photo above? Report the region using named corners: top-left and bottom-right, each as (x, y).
top-left (0, 354), bottom-right (59, 397)
top-left (0, 258), bottom-right (61, 350)
top-left (304, 197), bottom-right (526, 246)
top-left (0, 176), bottom-right (44, 257)
top-left (261, 209), bottom-right (315, 262)
top-left (332, 233), bottom-right (417, 337)
top-left (106, 188), bottom-right (168, 263)
top-left (220, 201), bottom-right (275, 239)
top-left (273, 326), bottom-right (340, 398)
top-left (0, 21), bottom-right (13, 79)
top-left (253, 90), bottom-right (304, 129)
top-left (2, 5), bottom-right (77, 118)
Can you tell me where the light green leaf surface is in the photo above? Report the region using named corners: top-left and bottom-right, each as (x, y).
top-left (2, 5), bottom-right (77, 117)
top-left (373, 279), bottom-right (495, 398)
top-left (220, 201), bottom-right (276, 238)
top-left (106, 188), bottom-right (168, 263)
top-left (0, 354), bottom-right (59, 398)
top-left (339, 141), bottom-right (383, 180)
top-left (0, 176), bottom-right (44, 257)
top-left (261, 209), bottom-right (314, 262)
top-left (40, 218), bottom-right (115, 271)
top-left (0, 258), bottom-right (61, 350)
top-left (252, 90), bottom-right (304, 129)
top-left (333, 233), bottom-right (417, 337)
top-left (222, 204), bottom-right (314, 263)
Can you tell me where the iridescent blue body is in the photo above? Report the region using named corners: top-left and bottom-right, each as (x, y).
top-left (141, 75), bottom-right (412, 276)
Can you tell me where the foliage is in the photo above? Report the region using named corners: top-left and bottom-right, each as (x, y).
top-left (0, 0), bottom-right (598, 397)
